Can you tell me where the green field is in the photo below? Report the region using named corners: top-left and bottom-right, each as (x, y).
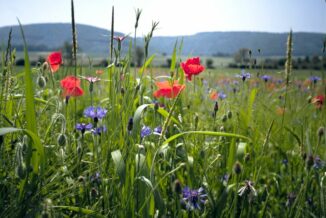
top-left (0, 4), bottom-right (325, 218)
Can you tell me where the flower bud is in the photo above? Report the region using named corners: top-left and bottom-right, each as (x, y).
top-left (222, 114), bottom-right (228, 122)
top-left (127, 117), bottom-right (133, 131)
top-left (154, 102), bottom-right (159, 111)
top-left (306, 154), bottom-right (314, 169)
top-left (57, 134), bottom-right (67, 147)
top-left (37, 75), bottom-right (47, 88)
top-left (227, 110), bottom-right (232, 119)
top-left (173, 179), bottom-right (182, 194)
top-left (16, 163), bottom-right (26, 179)
top-left (318, 127), bottom-right (324, 138)
top-left (91, 187), bottom-right (98, 198)
top-left (233, 161), bottom-right (242, 175)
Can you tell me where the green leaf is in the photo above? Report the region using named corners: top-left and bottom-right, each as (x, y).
top-left (170, 40), bottom-right (178, 73)
top-left (18, 20), bottom-right (43, 175)
top-left (139, 54), bottom-right (155, 76)
top-left (111, 150), bottom-right (126, 185)
top-left (18, 20), bottom-right (37, 134)
top-left (163, 131), bottom-right (250, 145)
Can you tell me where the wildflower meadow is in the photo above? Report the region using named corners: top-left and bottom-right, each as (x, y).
top-left (0, 1), bottom-right (325, 217)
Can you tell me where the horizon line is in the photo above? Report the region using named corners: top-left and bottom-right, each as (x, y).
top-left (0, 22), bottom-right (325, 37)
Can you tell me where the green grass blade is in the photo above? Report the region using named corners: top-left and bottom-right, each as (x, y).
top-left (111, 149), bottom-right (126, 185)
top-left (139, 54), bottom-right (155, 76)
top-left (170, 40), bottom-right (178, 73)
top-left (53, 206), bottom-right (105, 217)
top-left (163, 131), bottom-right (250, 145)
top-left (17, 20), bottom-right (37, 134)
top-left (17, 20), bottom-right (44, 175)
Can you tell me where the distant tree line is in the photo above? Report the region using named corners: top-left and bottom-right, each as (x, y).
top-left (229, 48), bottom-right (326, 70)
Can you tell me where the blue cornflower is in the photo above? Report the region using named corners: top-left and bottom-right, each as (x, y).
top-left (182, 187), bottom-right (207, 211)
top-left (238, 180), bottom-right (257, 202)
top-left (238, 70), bottom-right (251, 81)
top-left (90, 172), bottom-right (101, 185)
top-left (261, 75), bottom-right (272, 82)
top-left (313, 156), bottom-right (324, 169)
top-left (218, 91), bottom-right (227, 100)
top-left (84, 106), bottom-right (107, 122)
top-left (92, 126), bottom-right (107, 135)
top-left (76, 123), bottom-right (93, 134)
top-left (153, 126), bottom-right (162, 135)
top-left (141, 126), bottom-right (152, 138)
top-left (309, 76), bottom-right (321, 84)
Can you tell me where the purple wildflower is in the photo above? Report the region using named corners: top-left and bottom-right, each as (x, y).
top-left (141, 126), bottom-right (152, 138)
top-left (261, 75), bottom-right (272, 82)
top-left (153, 126), bottom-right (162, 135)
top-left (92, 126), bottom-right (107, 135)
top-left (76, 123), bottom-right (93, 134)
top-left (84, 106), bottom-right (107, 122)
top-left (309, 76), bottom-right (321, 84)
top-left (238, 180), bottom-right (257, 202)
top-left (182, 187), bottom-right (207, 211)
top-left (238, 70), bottom-right (251, 81)
top-left (218, 91), bottom-right (227, 100)
top-left (80, 76), bottom-right (101, 83)
top-left (313, 156), bottom-right (324, 169)
top-left (90, 172), bottom-right (101, 185)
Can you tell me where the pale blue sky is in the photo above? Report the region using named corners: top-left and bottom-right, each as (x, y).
top-left (0, 0), bottom-right (325, 36)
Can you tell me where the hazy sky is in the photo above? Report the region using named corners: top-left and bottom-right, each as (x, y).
top-left (0, 0), bottom-right (325, 36)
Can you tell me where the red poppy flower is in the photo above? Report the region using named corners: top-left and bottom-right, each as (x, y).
top-left (153, 80), bottom-right (185, 98)
top-left (209, 90), bottom-right (218, 100)
top-left (60, 76), bottom-right (83, 97)
top-left (311, 95), bottom-right (325, 109)
top-left (96, 69), bottom-right (104, 75)
top-left (181, 57), bottom-right (205, 81)
top-left (47, 52), bottom-right (63, 73)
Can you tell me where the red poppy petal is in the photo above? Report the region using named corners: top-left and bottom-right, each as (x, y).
top-left (50, 64), bottom-right (60, 73)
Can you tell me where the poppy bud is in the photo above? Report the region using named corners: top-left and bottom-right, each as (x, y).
top-left (214, 101), bottom-right (218, 112)
top-left (136, 84), bottom-right (140, 92)
top-left (173, 179), bottom-right (182, 194)
top-left (154, 102), bottom-right (159, 111)
top-left (77, 144), bottom-right (82, 156)
top-left (222, 114), bottom-right (228, 122)
top-left (16, 163), bottom-right (26, 179)
top-left (78, 176), bottom-right (85, 183)
top-left (42, 62), bottom-right (49, 72)
top-left (127, 117), bottom-right (133, 131)
top-left (37, 75), bottom-right (47, 88)
top-left (194, 113), bottom-right (199, 129)
top-left (89, 81), bottom-right (94, 93)
top-left (244, 153), bottom-right (250, 162)
top-left (57, 134), bottom-right (67, 147)
top-left (233, 161), bottom-right (242, 175)
top-left (227, 110), bottom-right (232, 119)
top-left (306, 154), bottom-right (314, 169)
top-left (137, 144), bottom-right (146, 155)
top-left (307, 96), bottom-right (312, 104)
top-left (91, 187), bottom-right (98, 198)
top-left (318, 127), bottom-right (324, 138)
top-left (41, 211), bottom-right (50, 218)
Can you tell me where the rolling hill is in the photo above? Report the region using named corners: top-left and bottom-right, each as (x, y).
top-left (0, 23), bottom-right (324, 56)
